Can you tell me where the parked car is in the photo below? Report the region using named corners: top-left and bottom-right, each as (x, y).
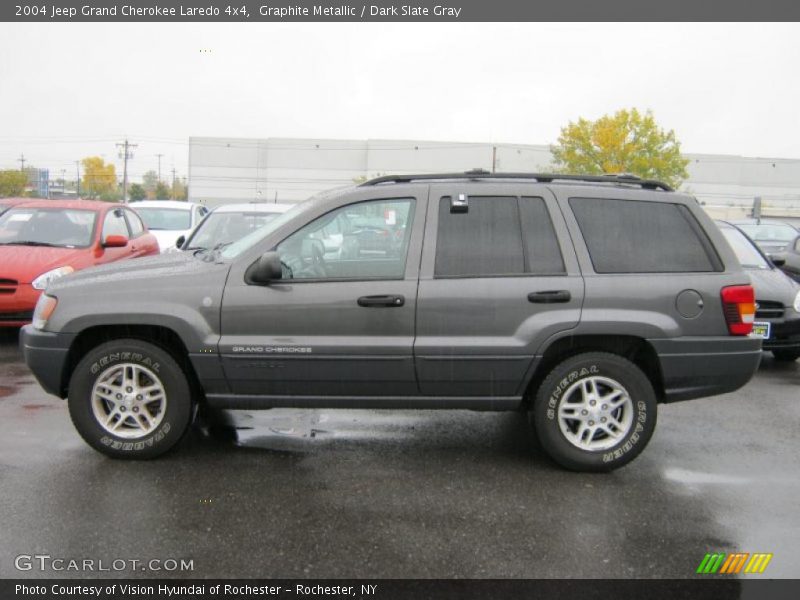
top-left (717, 221), bottom-right (800, 361)
top-left (21, 172), bottom-right (762, 472)
top-left (177, 203), bottom-right (294, 252)
top-left (768, 233), bottom-right (800, 283)
top-left (729, 219), bottom-right (799, 257)
top-left (0, 197), bottom-right (31, 216)
top-left (0, 199), bottom-right (159, 327)
top-left (129, 200), bottom-right (208, 252)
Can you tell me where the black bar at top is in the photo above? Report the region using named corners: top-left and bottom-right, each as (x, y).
top-left (4, 0), bottom-right (800, 22)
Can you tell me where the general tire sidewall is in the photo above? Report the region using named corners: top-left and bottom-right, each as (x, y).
top-left (68, 340), bottom-right (192, 459)
top-left (534, 353), bottom-right (657, 472)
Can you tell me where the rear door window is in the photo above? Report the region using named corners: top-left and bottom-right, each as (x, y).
top-left (435, 196), bottom-right (565, 278)
top-left (569, 198), bottom-right (720, 273)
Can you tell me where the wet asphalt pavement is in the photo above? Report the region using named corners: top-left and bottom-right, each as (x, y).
top-left (0, 329), bottom-right (798, 580)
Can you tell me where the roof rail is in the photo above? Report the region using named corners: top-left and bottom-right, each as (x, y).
top-left (359, 169), bottom-right (673, 191)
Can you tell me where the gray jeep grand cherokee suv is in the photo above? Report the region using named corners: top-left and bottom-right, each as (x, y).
top-left (20, 172), bottom-right (762, 471)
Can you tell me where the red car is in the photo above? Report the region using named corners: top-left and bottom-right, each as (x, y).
top-left (0, 199), bottom-right (160, 327)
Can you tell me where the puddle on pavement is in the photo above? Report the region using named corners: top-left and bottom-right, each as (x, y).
top-left (664, 467), bottom-right (750, 486)
top-left (209, 409), bottom-right (429, 450)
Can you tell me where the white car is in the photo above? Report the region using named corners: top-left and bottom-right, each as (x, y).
top-left (129, 200), bottom-right (209, 252)
top-left (178, 203), bottom-right (294, 252)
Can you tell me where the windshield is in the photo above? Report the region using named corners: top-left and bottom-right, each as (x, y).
top-left (186, 211), bottom-right (284, 250)
top-left (0, 207), bottom-right (97, 248)
top-left (221, 202), bottom-right (309, 259)
top-left (134, 207), bottom-right (192, 230)
top-left (736, 223), bottom-right (797, 243)
top-left (720, 226), bottom-right (770, 269)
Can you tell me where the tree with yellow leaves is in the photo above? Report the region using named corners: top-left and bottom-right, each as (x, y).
top-left (550, 108), bottom-right (689, 188)
top-left (81, 156), bottom-right (117, 200)
top-left (0, 170), bottom-right (29, 197)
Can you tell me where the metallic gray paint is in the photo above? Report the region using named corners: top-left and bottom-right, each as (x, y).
top-left (23, 179), bottom-right (761, 409)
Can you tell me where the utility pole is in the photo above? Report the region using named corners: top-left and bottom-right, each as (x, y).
top-left (75, 161), bottom-right (81, 198)
top-left (18, 153), bottom-right (26, 171)
top-left (156, 153), bottom-right (164, 181)
top-left (171, 167), bottom-right (177, 200)
top-left (492, 146), bottom-right (497, 173)
top-left (116, 139), bottom-right (137, 203)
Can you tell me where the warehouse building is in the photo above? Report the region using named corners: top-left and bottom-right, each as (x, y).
top-left (188, 137), bottom-right (800, 219)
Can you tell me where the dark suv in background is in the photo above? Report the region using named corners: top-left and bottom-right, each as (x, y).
top-left (21, 172), bottom-right (762, 471)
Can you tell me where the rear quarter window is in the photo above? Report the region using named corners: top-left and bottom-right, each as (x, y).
top-left (569, 197), bottom-right (721, 274)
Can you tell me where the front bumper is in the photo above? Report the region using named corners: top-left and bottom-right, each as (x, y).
top-left (0, 283), bottom-right (40, 327)
top-left (19, 325), bottom-right (76, 398)
top-left (648, 336), bottom-right (762, 403)
top-left (761, 318), bottom-right (800, 351)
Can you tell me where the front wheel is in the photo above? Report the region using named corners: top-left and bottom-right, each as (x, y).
top-left (530, 352), bottom-right (657, 472)
top-left (68, 339), bottom-right (193, 459)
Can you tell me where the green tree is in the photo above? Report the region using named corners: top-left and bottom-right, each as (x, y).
top-left (550, 108), bottom-right (689, 188)
top-left (129, 183), bottom-right (146, 202)
top-left (154, 181), bottom-right (171, 199)
top-left (142, 170), bottom-right (158, 198)
top-left (0, 170), bottom-right (29, 196)
top-left (81, 156), bottom-right (117, 199)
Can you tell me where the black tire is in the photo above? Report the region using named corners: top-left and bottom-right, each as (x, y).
top-left (771, 349), bottom-right (800, 362)
top-left (68, 339), bottom-right (193, 459)
top-left (531, 352), bottom-right (657, 472)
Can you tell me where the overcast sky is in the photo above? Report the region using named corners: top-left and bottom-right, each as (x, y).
top-left (0, 22), bottom-right (798, 182)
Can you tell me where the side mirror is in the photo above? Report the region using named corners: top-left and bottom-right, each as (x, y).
top-left (175, 235), bottom-right (186, 249)
top-left (247, 251), bottom-right (283, 284)
top-left (103, 234), bottom-right (129, 248)
top-left (770, 254), bottom-right (786, 267)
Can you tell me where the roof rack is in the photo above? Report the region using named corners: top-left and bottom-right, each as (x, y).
top-left (359, 169), bottom-right (673, 191)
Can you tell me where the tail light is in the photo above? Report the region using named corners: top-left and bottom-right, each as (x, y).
top-left (721, 285), bottom-right (755, 335)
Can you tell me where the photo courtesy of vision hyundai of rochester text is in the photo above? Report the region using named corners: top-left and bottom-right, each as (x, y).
top-left (18, 172), bottom-right (764, 472)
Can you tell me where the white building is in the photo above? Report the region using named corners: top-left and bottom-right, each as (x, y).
top-left (188, 136), bottom-right (800, 219)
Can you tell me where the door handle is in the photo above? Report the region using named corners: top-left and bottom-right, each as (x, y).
top-left (528, 290), bottom-right (571, 304)
top-left (357, 295), bottom-right (405, 307)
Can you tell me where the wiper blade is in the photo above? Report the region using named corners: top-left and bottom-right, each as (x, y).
top-left (0, 240), bottom-right (60, 247)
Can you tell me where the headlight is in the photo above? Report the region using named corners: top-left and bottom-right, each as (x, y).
top-left (31, 266), bottom-right (74, 290)
top-left (793, 290), bottom-right (800, 313)
top-left (32, 294), bottom-right (58, 330)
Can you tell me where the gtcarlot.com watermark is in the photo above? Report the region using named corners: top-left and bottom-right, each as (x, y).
top-left (15, 554), bottom-right (194, 573)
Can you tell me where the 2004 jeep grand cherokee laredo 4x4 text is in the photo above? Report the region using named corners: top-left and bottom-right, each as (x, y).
top-left (20, 171), bottom-right (762, 471)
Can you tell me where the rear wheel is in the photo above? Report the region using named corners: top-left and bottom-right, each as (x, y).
top-left (68, 339), bottom-right (193, 459)
top-left (772, 349), bottom-right (800, 362)
top-left (531, 352), bottom-right (657, 472)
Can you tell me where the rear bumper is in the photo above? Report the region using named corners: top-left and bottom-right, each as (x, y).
top-left (19, 325), bottom-right (75, 398)
top-left (648, 337), bottom-right (762, 403)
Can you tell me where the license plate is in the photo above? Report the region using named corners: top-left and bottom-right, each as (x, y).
top-left (751, 321), bottom-right (771, 339)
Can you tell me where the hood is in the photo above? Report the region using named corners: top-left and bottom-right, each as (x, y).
top-left (151, 229), bottom-right (191, 252)
top-left (747, 267), bottom-right (800, 305)
top-left (0, 245), bottom-right (89, 284)
top-left (49, 250), bottom-right (216, 293)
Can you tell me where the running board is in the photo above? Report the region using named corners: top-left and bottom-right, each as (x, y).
top-left (205, 394), bottom-right (523, 411)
